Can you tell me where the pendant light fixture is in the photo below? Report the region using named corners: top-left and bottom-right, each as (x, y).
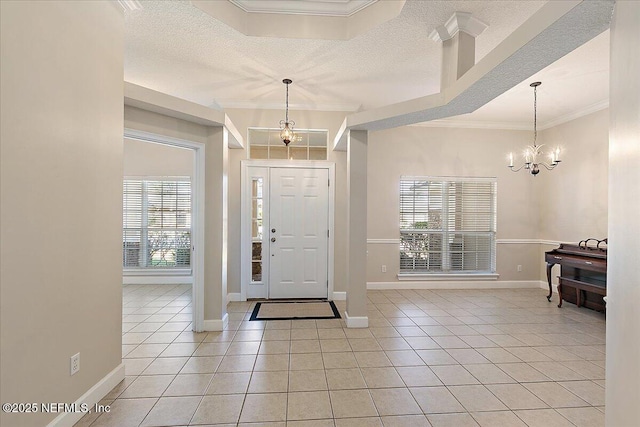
top-left (508, 82), bottom-right (561, 176)
top-left (279, 78), bottom-right (295, 146)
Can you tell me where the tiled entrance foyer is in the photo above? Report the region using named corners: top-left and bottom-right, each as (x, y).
top-left (78, 285), bottom-right (606, 426)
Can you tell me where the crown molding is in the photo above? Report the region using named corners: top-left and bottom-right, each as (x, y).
top-left (229, 0), bottom-right (377, 17)
top-left (538, 99), bottom-right (609, 130)
top-left (430, 11), bottom-right (488, 42)
top-left (411, 119), bottom-right (531, 131)
top-left (219, 100), bottom-right (362, 112)
top-left (117, 0), bottom-right (143, 11)
top-left (410, 98), bottom-right (610, 131)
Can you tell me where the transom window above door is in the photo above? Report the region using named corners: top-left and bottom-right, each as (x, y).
top-left (248, 128), bottom-right (328, 160)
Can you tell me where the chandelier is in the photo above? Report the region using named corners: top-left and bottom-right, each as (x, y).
top-left (508, 82), bottom-right (561, 175)
top-left (279, 78), bottom-right (295, 146)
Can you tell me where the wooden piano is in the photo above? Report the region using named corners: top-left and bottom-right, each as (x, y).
top-left (545, 239), bottom-right (607, 311)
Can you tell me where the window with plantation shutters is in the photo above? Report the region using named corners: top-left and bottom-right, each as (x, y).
top-left (123, 178), bottom-right (191, 269)
top-left (399, 177), bottom-right (496, 274)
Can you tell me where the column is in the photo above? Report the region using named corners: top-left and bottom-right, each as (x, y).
top-left (345, 130), bottom-right (369, 327)
top-left (204, 126), bottom-right (229, 330)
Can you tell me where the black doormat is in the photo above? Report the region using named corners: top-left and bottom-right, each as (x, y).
top-left (249, 300), bottom-right (341, 321)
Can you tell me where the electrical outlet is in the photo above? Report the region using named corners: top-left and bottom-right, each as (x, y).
top-left (381, 265), bottom-right (387, 273)
top-left (70, 353), bottom-right (80, 376)
top-left (517, 265), bottom-right (523, 272)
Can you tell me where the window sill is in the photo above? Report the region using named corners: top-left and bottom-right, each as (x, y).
top-left (124, 268), bottom-right (192, 276)
top-left (397, 273), bottom-right (499, 281)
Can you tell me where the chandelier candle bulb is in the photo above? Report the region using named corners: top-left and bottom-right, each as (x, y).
top-left (509, 153), bottom-right (514, 167)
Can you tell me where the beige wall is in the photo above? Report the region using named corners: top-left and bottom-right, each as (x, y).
top-left (606, 2), bottom-right (640, 424)
top-left (366, 125), bottom-right (542, 283)
top-left (1, 2), bottom-right (124, 426)
top-left (124, 137), bottom-right (194, 178)
top-left (537, 109), bottom-right (609, 241)
top-left (365, 111), bottom-right (608, 285)
top-left (536, 109), bottom-right (609, 283)
top-left (224, 108), bottom-right (348, 293)
top-left (125, 105), bottom-right (209, 144)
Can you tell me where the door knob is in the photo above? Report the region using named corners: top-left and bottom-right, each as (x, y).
top-left (271, 237), bottom-right (276, 242)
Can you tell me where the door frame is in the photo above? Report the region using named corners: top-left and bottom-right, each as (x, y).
top-left (241, 160), bottom-right (336, 301)
top-left (124, 128), bottom-right (206, 332)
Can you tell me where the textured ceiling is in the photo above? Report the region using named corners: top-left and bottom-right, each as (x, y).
top-left (125, 1), bottom-right (609, 126)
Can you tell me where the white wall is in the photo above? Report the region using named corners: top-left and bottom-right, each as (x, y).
top-left (1, 2), bottom-right (124, 426)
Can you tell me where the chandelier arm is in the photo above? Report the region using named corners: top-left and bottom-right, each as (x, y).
top-left (538, 162), bottom-right (558, 170)
top-left (508, 164), bottom-right (529, 173)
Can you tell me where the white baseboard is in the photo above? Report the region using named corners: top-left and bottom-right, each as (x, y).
top-left (367, 280), bottom-right (543, 290)
top-left (123, 276), bottom-right (193, 285)
top-left (46, 363), bottom-right (125, 427)
top-left (227, 293), bottom-right (242, 303)
top-left (345, 311), bottom-right (368, 328)
top-left (204, 313), bottom-right (229, 331)
top-left (332, 291), bottom-right (346, 300)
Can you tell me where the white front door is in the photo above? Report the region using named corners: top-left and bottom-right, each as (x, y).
top-left (269, 167), bottom-right (329, 299)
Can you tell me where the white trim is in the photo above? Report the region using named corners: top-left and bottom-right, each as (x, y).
top-left (46, 364), bottom-right (125, 427)
top-left (397, 273), bottom-right (499, 281)
top-left (401, 175), bottom-right (497, 183)
top-left (496, 239), bottom-right (561, 245)
top-left (368, 238), bottom-right (560, 245)
top-left (332, 291), bottom-right (346, 301)
top-left (123, 269), bottom-right (191, 276)
top-left (124, 129), bottom-right (205, 332)
top-left (218, 101), bottom-right (361, 112)
top-left (345, 311), bottom-right (369, 328)
top-left (229, 0), bottom-right (376, 17)
top-left (204, 313), bottom-right (229, 332)
top-left (538, 99), bottom-right (609, 130)
top-left (412, 119), bottom-right (531, 131)
top-left (429, 11), bottom-right (488, 42)
top-left (123, 276), bottom-right (193, 285)
top-left (410, 102), bottom-right (609, 132)
top-left (367, 239), bottom-right (400, 244)
top-left (368, 280), bottom-right (542, 290)
top-left (227, 293), bottom-right (242, 303)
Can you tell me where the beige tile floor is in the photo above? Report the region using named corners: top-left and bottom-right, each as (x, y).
top-left (76, 284), bottom-right (606, 427)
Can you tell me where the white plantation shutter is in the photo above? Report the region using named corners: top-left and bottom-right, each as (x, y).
top-left (123, 178), bottom-right (192, 269)
top-left (400, 177), bottom-right (496, 274)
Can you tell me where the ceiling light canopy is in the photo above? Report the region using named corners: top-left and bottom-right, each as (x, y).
top-left (279, 79), bottom-right (295, 146)
top-left (508, 82), bottom-right (562, 176)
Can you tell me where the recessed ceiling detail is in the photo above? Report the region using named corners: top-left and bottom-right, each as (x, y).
top-left (429, 12), bottom-right (489, 42)
top-left (190, 0), bottom-right (405, 40)
top-left (229, 0), bottom-right (378, 17)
